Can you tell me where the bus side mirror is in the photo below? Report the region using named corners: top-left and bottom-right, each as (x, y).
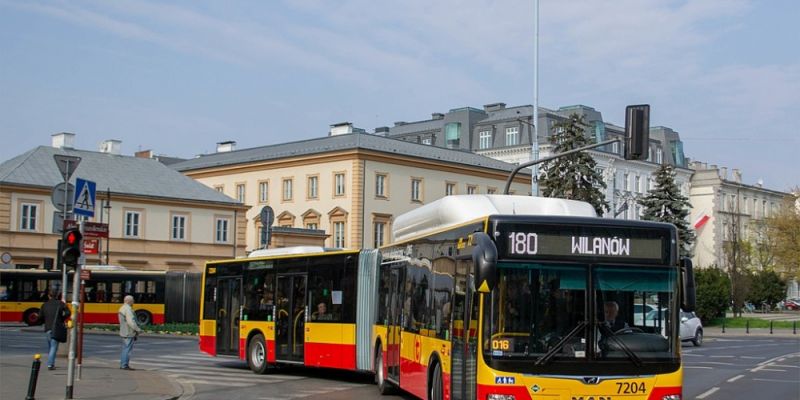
top-left (681, 257), bottom-right (696, 312)
top-left (472, 232), bottom-right (497, 293)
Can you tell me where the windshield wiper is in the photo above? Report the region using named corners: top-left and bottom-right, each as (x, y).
top-left (598, 324), bottom-right (643, 368)
top-left (534, 321), bottom-right (587, 366)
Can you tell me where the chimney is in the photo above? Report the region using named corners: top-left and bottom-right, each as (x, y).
top-left (329, 122), bottom-right (354, 136)
top-left (394, 121), bottom-right (407, 126)
top-left (431, 113), bottom-right (444, 120)
top-left (374, 126), bottom-right (390, 136)
top-left (51, 132), bottom-right (76, 149)
top-left (99, 139), bottom-right (122, 155)
top-left (483, 103), bottom-right (506, 112)
top-left (733, 169), bottom-right (742, 183)
top-left (720, 167), bottom-right (728, 180)
top-left (216, 141), bottom-right (236, 153)
top-left (756, 179), bottom-right (763, 188)
top-left (135, 150), bottom-right (153, 159)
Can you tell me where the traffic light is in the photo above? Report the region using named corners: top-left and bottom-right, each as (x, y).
top-left (62, 228), bottom-right (82, 267)
top-left (624, 104), bottom-right (650, 161)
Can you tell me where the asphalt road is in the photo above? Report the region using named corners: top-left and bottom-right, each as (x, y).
top-left (1, 324), bottom-right (797, 399)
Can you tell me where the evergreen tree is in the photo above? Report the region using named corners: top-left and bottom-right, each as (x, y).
top-left (638, 164), bottom-right (695, 257)
top-left (538, 114), bottom-right (609, 215)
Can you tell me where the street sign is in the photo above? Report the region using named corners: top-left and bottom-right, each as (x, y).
top-left (63, 219), bottom-right (78, 231)
top-left (80, 269), bottom-right (92, 280)
top-left (82, 240), bottom-right (99, 255)
top-left (52, 213), bottom-right (75, 234)
top-left (51, 182), bottom-right (75, 212)
top-left (82, 222), bottom-right (109, 239)
top-left (260, 206), bottom-right (274, 247)
top-left (53, 155), bottom-right (81, 181)
top-left (73, 178), bottom-right (97, 218)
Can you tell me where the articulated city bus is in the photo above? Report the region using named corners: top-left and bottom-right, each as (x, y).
top-left (0, 267), bottom-right (201, 325)
top-left (372, 195), bottom-right (695, 400)
top-left (199, 247), bottom-right (379, 373)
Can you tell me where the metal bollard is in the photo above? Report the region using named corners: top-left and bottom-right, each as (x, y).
top-left (746, 320), bottom-right (750, 334)
top-left (770, 321), bottom-right (773, 334)
top-left (26, 354), bottom-right (42, 400)
top-left (794, 321), bottom-right (796, 335)
top-left (722, 316), bottom-right (726, 333)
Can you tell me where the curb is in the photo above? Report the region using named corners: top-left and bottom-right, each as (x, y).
top-left (20, 327), bottom-right (198, 340)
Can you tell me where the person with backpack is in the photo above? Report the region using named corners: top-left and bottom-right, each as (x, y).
top-left (39, 289), bottom-right (70, 370)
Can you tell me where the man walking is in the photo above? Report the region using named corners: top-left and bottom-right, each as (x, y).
top-left (118, 295), bottom-right (142, 370)
top-left (40, 289), bottom-right (70, 370)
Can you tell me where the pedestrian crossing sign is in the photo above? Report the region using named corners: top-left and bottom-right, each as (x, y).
top-left (73, 178), bottom-right (97, 217)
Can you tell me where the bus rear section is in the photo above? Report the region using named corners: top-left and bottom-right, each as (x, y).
top-left (199, 247), bottom-right (380, 375)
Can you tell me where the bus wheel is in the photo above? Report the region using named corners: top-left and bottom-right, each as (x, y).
top-left (428, 361), bottom-right (443, 400)
top-left (135, 310), bottom-right (152, 326)
top-left (23, 309), bottom-right (41, 326)
top-left (375, 347), bottom-right (393, 395)
top-left (248, 334), bottom-right (269, 374)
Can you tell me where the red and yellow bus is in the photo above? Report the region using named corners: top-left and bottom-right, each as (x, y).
top-left (372, 195), bottom-right (695, 400)
top-left (0, 267), bottom-right (200, 326)
top-left (199, 246), bottom-right (380, 374)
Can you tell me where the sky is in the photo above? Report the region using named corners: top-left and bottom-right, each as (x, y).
top-left (1, 0), bottom-right (797, 191)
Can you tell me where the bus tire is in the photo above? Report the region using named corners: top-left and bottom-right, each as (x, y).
top-left (428, 361), bottom-right (443, 400)
top-left (23, 308), bottom-right (41, 326)
top-left (135, 310), bottom-right (152, 326)
top-left (248, 334), bottom-right (269, 374)
top-left (375, 345), bottom-right (394, 395)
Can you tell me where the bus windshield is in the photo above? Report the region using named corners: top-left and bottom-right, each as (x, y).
top-left (484, 262), bottom-right (678, 366)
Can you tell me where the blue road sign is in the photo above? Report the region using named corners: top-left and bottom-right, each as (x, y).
top-left (73, 178), bottom-right (97, 217)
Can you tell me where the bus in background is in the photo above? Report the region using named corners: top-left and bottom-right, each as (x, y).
top-left (0, 267), bottom-right (201, 326)
top-left (199, 247), bottom-right (380, 374)
top-left (372, 195), bottom-right (695, 400)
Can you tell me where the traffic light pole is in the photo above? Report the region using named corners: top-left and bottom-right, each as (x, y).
top-left (65, 221), bottom-right (84, 399)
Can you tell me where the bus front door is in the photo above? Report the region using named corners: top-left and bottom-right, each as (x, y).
top-left (276, 274), bottom-right (307, 363)
top-left (386, 266), bottom-right (404, 383)
top-left (451, 258), bottom-right (477, 400)
top-left (216, 277), bottom-right (242, 356)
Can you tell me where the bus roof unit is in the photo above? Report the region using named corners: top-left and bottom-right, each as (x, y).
top-left (247, 246), bottom-right (339, 258)
top-left (392, 195), bottom-right (597, 243)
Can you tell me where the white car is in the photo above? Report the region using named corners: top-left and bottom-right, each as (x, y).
top-left (644, 308), bottom-right (703, 346)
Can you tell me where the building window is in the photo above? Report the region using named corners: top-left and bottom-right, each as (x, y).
top-left (214, 185), bottom-right (224, 193)
top-left (215, 217), bottom-right (230, 243)
top-left (612, 142), bottom-right (620, 155)
top-left (374, 222), bottom-right (385, 248)
top-left (308, 176), bottom-right (319, 199)
top-left (124, 211), bottom-right (141, 238)
top-left (445, 182), bottom-right (456, 196)
top-left (171, 214), bottom-right (187, 241)
top-left (307, 223), bottom-right (318, 230)
top-left (445, 122), bottom-right (461, 148)
top-left (624, 173), bottom-right (630, 191)
top-left (259, 181), bottom-right (269, 203)
top-left (656, 148), bottom-right (663, 164)
top-left (333, 222), bottom-right (345, 248)
top-left (422, 137), bottom-right (432, 145)
top-left (466, 185), bottom-right (477, 195)
top-left (411, 178), bottom-right (422, 202)
top-left (479, 130), bottom-right (492, 149)
top-left (282, 178), bottom-right (293, 201)
top-left (634, 175), bottom-right (641, 193)
top-left (487, 187), bottom-right (497, 194)
top-left (236, 184), bottom-right (246, 203)
top-left (505, 127), bottom-right (519, 146)
top-left (335, 173), bottom-right (346, 196)
top-left (375, 173), bottom-right (387, 198)
top-left (20, 203), bottom-right (38, 232)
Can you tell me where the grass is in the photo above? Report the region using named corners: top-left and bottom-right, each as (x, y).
top-left (705, 317), bottom-right (797, 329)
top-left (84, 323), bottom-right (199, 335)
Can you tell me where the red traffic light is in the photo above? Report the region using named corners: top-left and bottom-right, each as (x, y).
top-left (66, 231), bottom-right (79, 245)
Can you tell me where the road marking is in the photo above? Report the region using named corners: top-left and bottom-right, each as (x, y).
top-left (753, 378), bottom-right (800, 383)
top-left (726, 374), bottom-right (744, 382)
top-left (684, 366), bottom-right (714, 370)
top-left (177, 379), bottom-right (254, 387)
top-left (692, 361), bottom-right (735, 366)
top-left (709, 355), bottom-right (734, 358)
top-left (757, 368), bottom-right (786, 372)
top-left (757, 351), bottom-right (800, 366)
top-left (696, 387), bottom-right (719, 399)
top-left (770, 364), bottom-right (799, 368)
top-left (738, 356), bottom-right (764, 360)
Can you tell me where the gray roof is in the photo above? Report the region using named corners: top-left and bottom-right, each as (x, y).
top-left (172, 133), bottom-right (529, 175)
top-left (389, 119), bottom-right (443, 135)
top-left (0, 146), bottom-right (241, 205)
top-left (480, 105), bottom-right (534, 123)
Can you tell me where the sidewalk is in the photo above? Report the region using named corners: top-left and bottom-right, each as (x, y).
top-left (0, 354), bottom-right (182, 400)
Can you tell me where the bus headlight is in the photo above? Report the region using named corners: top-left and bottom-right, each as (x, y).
top-left (487, 395), bottom-right (515, 400)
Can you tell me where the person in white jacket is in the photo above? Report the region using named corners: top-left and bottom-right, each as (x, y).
top-left (118, 295), bottom-right (143, 370)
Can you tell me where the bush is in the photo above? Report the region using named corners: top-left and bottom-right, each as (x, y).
top-left (695, 267), bottom-right (731, 322)
top-left (747, 270), bottom-right (787, 308)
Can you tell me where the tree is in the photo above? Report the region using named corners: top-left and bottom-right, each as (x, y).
top-left (747, 270), bottom-right (787, 309)
top-left (637, 164), bottom-right (695, 257)
top-left (539, 113), bottom-right (609, 215)
top-left (694, 267), bottom-right (731, 322)
top-left (765, 190), bottom-right (800, 280)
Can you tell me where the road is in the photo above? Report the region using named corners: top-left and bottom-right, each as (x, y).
top-left (1, 324), bottom-right (797, 399)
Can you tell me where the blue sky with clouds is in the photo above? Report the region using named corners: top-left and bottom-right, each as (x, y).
top-left (1, 0), bottom-right (797, 191)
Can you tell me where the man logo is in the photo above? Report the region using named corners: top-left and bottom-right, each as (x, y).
top-left (582, 376), bottom-right (601, 385)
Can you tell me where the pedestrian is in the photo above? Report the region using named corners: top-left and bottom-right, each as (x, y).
top-left (39, 289), bottom-right (70, 370)
top-left (118, 295), bottom-right (143, 370)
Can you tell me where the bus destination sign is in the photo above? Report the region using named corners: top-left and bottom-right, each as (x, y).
top-left (496, 223), bottom-right (670, 264)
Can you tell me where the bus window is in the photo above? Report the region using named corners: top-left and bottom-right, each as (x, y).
top-left (243, 265), bottom-right (274, 321)
top-left (203, 274), bottom-right (217, 320)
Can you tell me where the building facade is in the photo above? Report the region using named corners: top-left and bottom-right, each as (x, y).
top-left (689, 162), bottom-right (788, 270)
top-left (0, 134), bottom-right (247, 271)
top-left (384, 103), bottom-right (693, 220)
top-left (172, 129), bottom-right (532, 252)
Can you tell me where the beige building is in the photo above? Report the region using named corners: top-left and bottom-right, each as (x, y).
top-left (689, 162), bottom-right (788, 269)
top-left (0, 134), bottom-right (248, 271)
top-left (172, 127), bottom-right (531, 252)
